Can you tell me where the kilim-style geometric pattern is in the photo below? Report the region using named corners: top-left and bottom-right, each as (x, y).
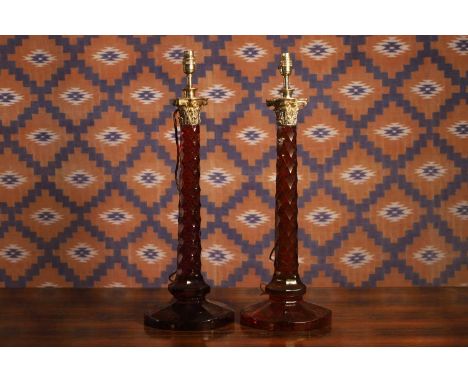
top-left (0, 35), bottom-right (466, 287)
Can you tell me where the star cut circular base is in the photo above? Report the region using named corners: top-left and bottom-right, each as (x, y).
top-left (240, 298), bottom-right (332, 332)
top-left (144, 299), bottom-right (234, 331)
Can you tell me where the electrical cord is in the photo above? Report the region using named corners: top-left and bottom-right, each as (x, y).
top-left (168, 109), bottom-right (181, 284)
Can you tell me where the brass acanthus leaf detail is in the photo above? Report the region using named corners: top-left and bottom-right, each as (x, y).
top-left (266, 98), bottom-right (307, 126)
top-left (173, 98), bottom-right (208, 125)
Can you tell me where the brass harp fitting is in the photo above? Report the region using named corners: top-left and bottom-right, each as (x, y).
top-left (173, 50), bottom-right (208, 126)
top-left (266, 52), bottom-right (307, 126)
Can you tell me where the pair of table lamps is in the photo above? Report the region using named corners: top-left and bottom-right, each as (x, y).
top-left (144, 50), bottom-right (332, 332)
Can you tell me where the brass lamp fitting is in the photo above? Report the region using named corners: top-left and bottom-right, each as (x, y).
top-left (266, 52), bottom-right (307, 126)
top-left (173, 50), bottom-right (208, 125)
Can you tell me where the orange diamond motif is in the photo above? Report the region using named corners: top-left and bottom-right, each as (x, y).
top-left (295, 36), bottom-right (349, 79)
top-left (81, 36), bottom-right (139, 84)
top-left (83, 107), bottom-right (144, 166)
top-left (361, 36), bottom-right (422, 77)
top-left (20, 190), bottom-right (75, 241)
top-left (404, 226), bottom-right (461, 284)
top-left (86, 190), bottom-right (145, 241)
top-left (52, 149), bottom-right (109, 206)
top-left (222, 36), bottom-right (275, 80)
top-left (198, 64), bottom-right (247, 124)
top-left (402, 141), bottom-right (460, 199)
top-left (9, 36), bottom-right (68, 85)
top-left (327, 146), bottom-right (389, 202)
top-left (56, 226), bottom-right (110, 281)
top-left (48, 68), bottom-right (104, 124)
top-left (366, 185), bottom-right (425, 243)
top-left (15, 110), bottom-right (73, 166)
top-left (300, 103), bottom-right (352, 164)
top-left (201, 229), bottom-right (246, 286)
top-left (325, 61), bottom-right (387, 119)
top-left (225, 104), bottom-right (273, 166)
top-left (0, 148), bottom-right (37, 206)
top-left (400, 57), bottom-right (459, 118)
top-left (124, 226), bottom-right (174, 285)
top-left (117, 67), bottom-right (169, 124)
top-left (122, 146), bottom-right (172, 207)
top-left (200, 147), bottom-right (247, 207)
top-left (0, 69), bottom-right (34, 125)
top-left (0, 229), bottom-right (40, 282)
top-left (327, 227), bottom-right (388, 287)
top-left (364, 103), bottom-right (428, 159)
top-left (299, 189), bottom-right (354, 246)
top-left (225, 190), bottom-right (273, 245)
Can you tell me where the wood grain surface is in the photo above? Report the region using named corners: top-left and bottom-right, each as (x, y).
top-left (0, 288), bottom-right (467, 346)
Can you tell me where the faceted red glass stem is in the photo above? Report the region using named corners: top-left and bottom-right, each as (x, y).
top-left (169, 123), bottom-right (209, 300)
top-left (265, 123), bottom-right (306, 298)
top-left (275, 123), bottom-right (299, 274)
top-left (144, 119), bottom-right (234, 330)
top-left (177, 123), bottom-right (201, 275)
top-left (240, 122), bottom-right (331, 331)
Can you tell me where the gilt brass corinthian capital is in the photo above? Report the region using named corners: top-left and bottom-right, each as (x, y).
top-left (173, 97), bottom-right (208, 126)
top-left (266, 98), bottom-right (307, 126)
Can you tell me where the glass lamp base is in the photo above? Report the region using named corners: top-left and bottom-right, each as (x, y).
top-left (240, 298), bottom-right (332, 332)
top-left (144, 299), bottom-right (234, 331)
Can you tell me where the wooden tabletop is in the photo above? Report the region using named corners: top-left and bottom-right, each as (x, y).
top-left (0, 287), bottom-right (467, 346)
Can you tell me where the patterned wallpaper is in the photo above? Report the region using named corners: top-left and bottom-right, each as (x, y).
top-left (0, 35), bottom-right (466, 288)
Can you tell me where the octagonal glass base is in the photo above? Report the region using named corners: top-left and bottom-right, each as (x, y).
top-left (240, 298), bottom-right (332, 332)
top-left (144, 299), bottom-right (234, 331)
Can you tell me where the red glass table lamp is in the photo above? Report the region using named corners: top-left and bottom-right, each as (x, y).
top-left (144, 51), bottom-right (234, 330)
top-left (240, 53), bottom-right (332, 331)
